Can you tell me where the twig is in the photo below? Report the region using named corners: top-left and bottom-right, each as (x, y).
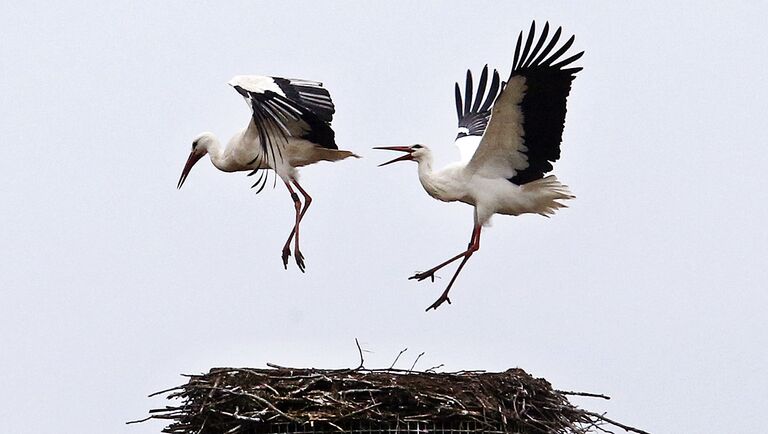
top-left (209, 409), bottom-right (263, 422)
top-left (408, 352), bottom-right (425, 372)
top-left (557, 390), bottom-right (611, 400)
top-left (327, 421), bottom-right (344, 432)
top-left (425, 364), bottom-right (444, 373)
top-left (148, 385), bottom-right (183, 398)
top-left (195, 416), bottom-right (209, 434)
top-left (230, 390), bottom-right (298, 423)
top-left (335, 402), bottom-right (383, 421)
top-left (389, 348), bottom-right (408, 369)
top-left (339, 389), bottom-right (382, 395)
top-left (265, 362), bottom-right (291, 370)
top-left (355, 338), bottom-right (365, 369)
top-left (125, 416), bottom-right (152, 425)
top-left (223, 424), bottom-right (241, 434)
top-left (261, 383), bottom-right (280, 396)
top-left (583, 411), bottom-right (651, 434)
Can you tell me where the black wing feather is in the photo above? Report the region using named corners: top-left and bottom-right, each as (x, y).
top-left (518, 21), bottom-right (537, 69)
top-left (506, 21), bottom-right (583, 185)
top-left (464, 70), bottom-right (473, 116)
top-left (512, 30), bottom-right (523, 70)
top-left (455, 65), bottom-right (503, 139)
top-left (521, 22), bottom-right (549, 69)
top-left (454, 83), bottom-right (463, 119)
top-left (471, 66), bottom-right (489, 113)
top-left (479, 70), bottom-right (501, 113)
top-left (531, 27), bottom-right (562, 67)
top-left (273, 78), bottom-right (336, 122)
top-left (541, 35), bottom-right (576, 67)
top-left (234, 83), bottom-right (338, 164)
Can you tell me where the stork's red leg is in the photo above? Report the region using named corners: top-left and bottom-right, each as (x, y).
top-left (291, 180), bottom-right (312, 271)
top-left (408, 223), bottom-right (481, 311)
top-left (409, 225), bottom-right (480, 282)
top-left (281, 180), bottom-right (312, 272)
top-left (281, 181), bottom-right (305, 272)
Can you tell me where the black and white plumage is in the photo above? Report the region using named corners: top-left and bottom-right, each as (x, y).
top-left (376, 21), bottom-right (583, 311)
top-left (453, 66), bottom-right (503, 162)
top-left (177, 75), bottom-right (358, 272)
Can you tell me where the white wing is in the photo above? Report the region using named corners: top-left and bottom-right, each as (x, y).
top-left (455, 135), bottom-right (482, 164)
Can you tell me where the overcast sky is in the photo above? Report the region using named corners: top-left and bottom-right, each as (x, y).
top-left (1, 1), bottom-right (766, 433)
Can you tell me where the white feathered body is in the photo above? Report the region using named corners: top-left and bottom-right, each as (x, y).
top-left (198, 123), bottom-right (357, 181)
top-left (414, 150), bottom-right (572, 226)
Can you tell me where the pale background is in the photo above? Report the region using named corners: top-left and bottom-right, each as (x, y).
top-left (1, 2), bottom-right (766, 433)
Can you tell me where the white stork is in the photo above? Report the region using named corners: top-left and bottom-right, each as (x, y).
top-left (177, 76), bottom-right (359, 272)
top-left (376, 21), bottom-right (583, 311)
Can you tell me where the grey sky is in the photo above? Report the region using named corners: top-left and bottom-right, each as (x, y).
top-left (1, 1), bottom-right (766, 433)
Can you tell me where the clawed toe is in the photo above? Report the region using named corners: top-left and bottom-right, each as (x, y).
top-left (426, 295), bottom-right (451, 311)
top-left (295, 250), bottom-right (306, 273)
top-left (409, 271), bottom-right (437, 282)
top-left (281, 247), bottom-right (291, 269)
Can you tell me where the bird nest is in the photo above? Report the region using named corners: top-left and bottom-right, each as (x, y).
top-left (135, 365), bottom-right (647, 434)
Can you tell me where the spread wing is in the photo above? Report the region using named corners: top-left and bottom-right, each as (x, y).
top-left (465, 21), bottom-right (583, 185)
top-left (453, 65), bottom-right (502, 163)
top-left (229, 75), bottom-right (338, 168)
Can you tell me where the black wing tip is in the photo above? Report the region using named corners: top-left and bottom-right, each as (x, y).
top-left (454, 82), bottom-right (463, 119)
top-left (455, 64), bottom-right (505, 134)
top-left (512, 21), bottom-right (583, 75)
top-left (552, 50), bottom-right (585, 72)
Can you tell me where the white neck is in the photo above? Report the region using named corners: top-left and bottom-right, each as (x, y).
top-left (204, 136), bottom-right (232, 172)
top-left (415, 151), bottom-right (446, 200)
top-left (415, 152), bottom-right (434, 180)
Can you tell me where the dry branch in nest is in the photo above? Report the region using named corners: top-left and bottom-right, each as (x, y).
top-left (134, 365), bottom-right (648, 434)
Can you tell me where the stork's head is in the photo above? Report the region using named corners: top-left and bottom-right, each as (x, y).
top-left (374, 144), bottom-right (430, 166)
top-left (177, 132), bottom-right (215, 189)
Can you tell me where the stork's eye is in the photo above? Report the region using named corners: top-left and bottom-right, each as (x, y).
top-left (192, 141), bottom-right (198, 149)
top-left (412, 144), bottom-right (423, 149)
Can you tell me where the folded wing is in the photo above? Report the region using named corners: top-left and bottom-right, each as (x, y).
top-left (229, 75), bottom-right (338, 168)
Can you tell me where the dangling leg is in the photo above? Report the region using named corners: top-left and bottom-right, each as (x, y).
top-left (281, 179), bottom-right (312, 272)
top-left (281, 180), bottom-right (305, 272)
top-left (290, 180), bottom-right (312, 271)
top-left (425, 223), bottom-right (481, 311)
top-left (409, 224), bottom-right (480, 282)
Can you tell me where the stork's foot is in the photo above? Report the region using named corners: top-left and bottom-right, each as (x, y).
top-left (281, 247), bottom-right (306, 272)
top-left (294, 250), bottom-right (306, 273)
top-left (281, 247), bottom-right (291, 270)
top-left (426, 294), bottom-right (451, 311)
top-left (409, 270), bottom-right (437, 282)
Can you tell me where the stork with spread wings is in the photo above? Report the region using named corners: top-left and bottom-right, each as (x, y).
top-left (376, 21), bottom-right (583, 311)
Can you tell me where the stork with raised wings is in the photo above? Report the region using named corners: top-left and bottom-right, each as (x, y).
top-left (178, 76), bottom-right (358, 272)
top-left (376, 22), bottom-right (583, 310)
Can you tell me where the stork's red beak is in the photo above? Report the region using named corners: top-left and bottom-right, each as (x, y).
top-left (373, 146), bottom-right (415, 167)
top-left (177, 151), bottom-right (204, 189)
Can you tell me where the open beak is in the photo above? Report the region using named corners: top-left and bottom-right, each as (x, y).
top-left (373, 146), bottom-right (414, 167)
top-left (177, 151), bottom-right (204, 189)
